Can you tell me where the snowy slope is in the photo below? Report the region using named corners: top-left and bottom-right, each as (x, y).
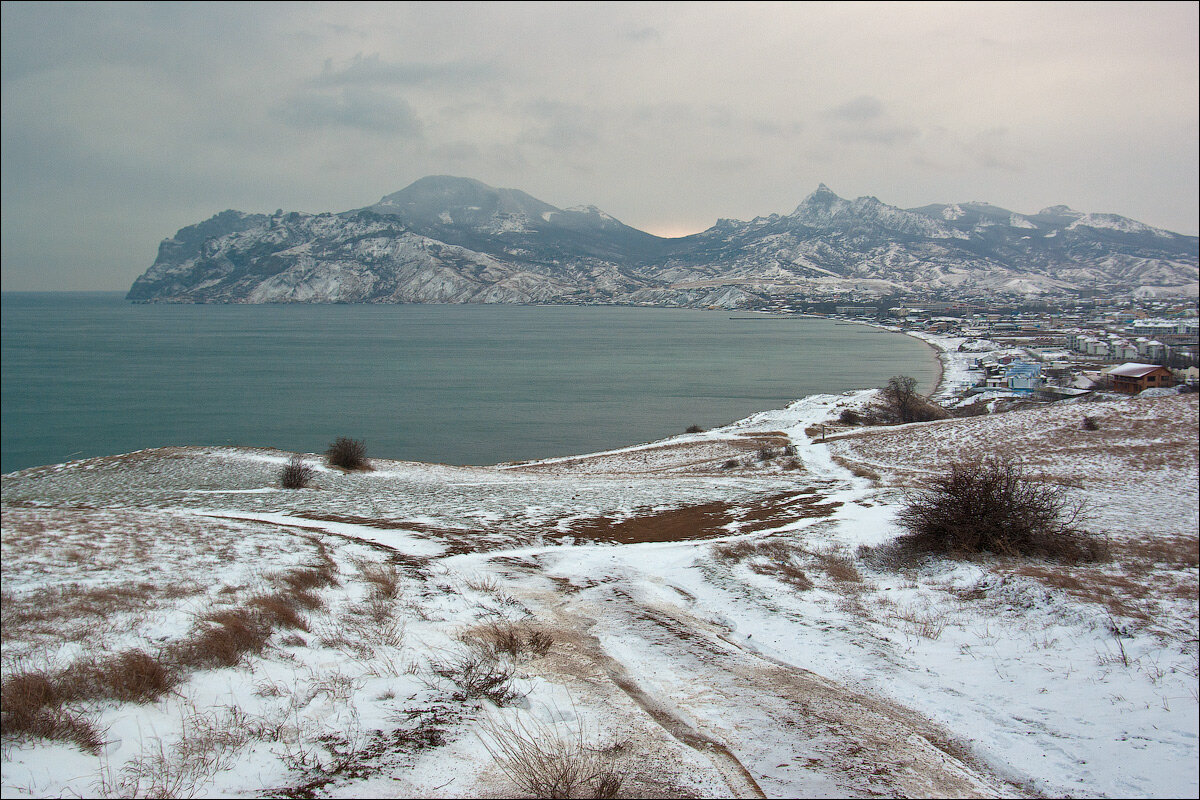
top-left (3, 384), bottom-right (1197, 797)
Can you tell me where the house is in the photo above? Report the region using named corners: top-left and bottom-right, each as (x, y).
top-left (1107, 363), bottom-right (1175, 394)
top-left (1004, 362), bottom-right (1044, 392)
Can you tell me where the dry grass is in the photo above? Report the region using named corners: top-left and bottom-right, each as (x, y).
top-left (1, 648), bottom-right (180, 754)
top-left (247, 594), bottom-right (312, 632)
top-left (0, 669), bottom-right (105, 753)
top-left (811, 547), bottom-right (862, 584)
top-left (358, 561), bottom-right (402, 601)
top-left (459, 618), bottom-right (554, 661)
top-left (479, 710), bottom-right (626, 799)
top-left (888, 604), bottom-right (949, 640)
top-left (714, 538), bottom-right (816, 590)
top-left (170, 608), bottom-right (274, 670)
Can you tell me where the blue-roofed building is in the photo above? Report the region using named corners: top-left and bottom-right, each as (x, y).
top-left (1004, 362), bottom-right (1044, 393)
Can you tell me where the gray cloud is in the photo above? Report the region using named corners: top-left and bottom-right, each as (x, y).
top-left (1, 1), bottom-right (1196, 290)
top-left (829, 95), bottom-right (885, 122)
top-left (273, 89), bottom-right (423, 136)
top-left (313, 53), bottom-right (498, 88)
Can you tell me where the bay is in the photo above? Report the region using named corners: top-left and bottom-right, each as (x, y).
top-left (1, 292), bottom-right (939, 474)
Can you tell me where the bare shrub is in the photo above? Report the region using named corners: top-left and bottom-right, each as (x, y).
top-left (325, 437), bottom-right (369, 470)
top-left (1081, 416), bottom-right (1101, 431)
top-left (428, 648), bottom-right (524, 706)
top-left (279, 456), bottom-right (315, 489)
top-left (867, 375), bottom-right (948, 425)
top-left (720, 459), bottom-right (739, 470)
top-left (838, 408), bottom-right (862, 425)
top-left (685, 424), bottom-right (705, 433)
top-left (895, 458), bottom-right (1105, 562)
top-left (756, 446), bottom-right (779, 462)
top-left (480, 711), bottom-right (626, 799)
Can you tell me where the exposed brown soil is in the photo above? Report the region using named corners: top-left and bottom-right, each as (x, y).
top-left (541, 492), bottom-right (843, 546)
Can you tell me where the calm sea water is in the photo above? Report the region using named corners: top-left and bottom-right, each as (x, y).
top-left (1, 293), bottom-right (939, 474)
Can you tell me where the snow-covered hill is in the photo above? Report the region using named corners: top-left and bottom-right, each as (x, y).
top-left (3, 386), bottom-right (1196, 798)
top-left (128, 178), bottom-right (1199, 305)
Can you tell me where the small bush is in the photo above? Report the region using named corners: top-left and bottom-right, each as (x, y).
top-left (429, 649), bottom-right (524, 706)
top-left (756, 446), bottom-right (778, 462)
top-left (325, 437), bottom-right (369, 470)
top-left (720, 459), bottom-right (739, 470)
top-left (685, 424), bottom-right (705, 433)
top-left (280, 456), bottom-right (315, 489)
top-left (895, 458), bottom-right (1103, 561)
top-left (1081, 416), bottom-right (1100, 431)
top-left (838, 408), bottom-right (862, 425)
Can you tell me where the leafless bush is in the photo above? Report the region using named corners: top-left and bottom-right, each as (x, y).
top-left (685, 424), bottom-right (705, 433)
top-left (325, 437), bottom-right (369, 470)
top-left (279, 456), bottom-right (315, 489)
top-left (866, 375), bottom-right (948, 425)
top-left (838, 408), bottom-right (863, 425)
top-left (428, 648), bottom-right (525, 706)
top-left (720, 459), bottom-right (739, 470)
top-left (895, 457), bottom-right (1105, 562)
top-left (756, 446), bottom-right (779, 461)
top-left (479, 710), bottom-right (626, 799)
top-left (1081, 416), bottom-right (1101, 431)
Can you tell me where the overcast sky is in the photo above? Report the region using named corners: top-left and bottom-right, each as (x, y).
top-left (2, 1), bottom-right (1197, 291)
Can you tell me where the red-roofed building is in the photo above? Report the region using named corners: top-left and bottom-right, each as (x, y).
top-left (1107, 363), bottom-right (1175, 394)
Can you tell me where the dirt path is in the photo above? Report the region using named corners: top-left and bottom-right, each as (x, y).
top-left (501, 563), bottom-right (1022, 799)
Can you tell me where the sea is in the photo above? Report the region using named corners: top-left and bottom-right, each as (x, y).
top-left (0, 292), bottom-right (940, 474)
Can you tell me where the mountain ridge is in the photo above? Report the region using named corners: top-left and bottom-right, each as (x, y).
top-left (128, 176), bottom-right (1199, 305)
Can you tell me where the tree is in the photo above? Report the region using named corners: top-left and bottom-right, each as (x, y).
top-left (869, 375), bottom-right (947, 424)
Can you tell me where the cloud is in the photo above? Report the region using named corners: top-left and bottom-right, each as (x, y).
top-left (313, 53), bottom-right (498, 88)
top-left (828, 95), bottom-right (885, 122)
top-left (839, 125), bottom-right (921, 146)
top-left (273, 89), bottom-right (423, 137)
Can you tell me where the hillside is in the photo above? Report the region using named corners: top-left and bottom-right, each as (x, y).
top-left (127, 177), bottom-right (1199, 305)
top-left (2, 391), bottom-right (1197, 798)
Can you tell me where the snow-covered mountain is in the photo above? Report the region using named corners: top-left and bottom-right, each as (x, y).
top-left (128, 177), bottom-right (1199, 305)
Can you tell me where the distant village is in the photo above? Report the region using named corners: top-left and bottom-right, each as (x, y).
top-left (773, 296), bottom-right (1199, 405)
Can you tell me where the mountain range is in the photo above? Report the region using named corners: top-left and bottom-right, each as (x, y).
top-left (127, 176), bottom-right (1199, 306)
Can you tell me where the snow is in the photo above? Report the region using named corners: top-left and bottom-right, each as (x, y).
top-left (3, 372), bottom-right (1197, 798)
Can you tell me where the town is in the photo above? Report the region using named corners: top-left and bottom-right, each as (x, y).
top-left (749, 295), bottom-right (1199, 405)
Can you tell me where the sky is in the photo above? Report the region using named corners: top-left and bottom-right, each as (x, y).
top-left (1, 1), bottom-right (1197, 292)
